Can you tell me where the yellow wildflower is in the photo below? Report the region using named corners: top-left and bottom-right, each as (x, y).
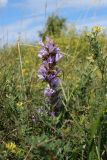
top-left (16, 102), bottom-right (23, 108)
top-left (22, 68), bottom-right (28, 76)
top-left (92, 26), bottom-right (102, 33)
top-left (5, 142), bottom-right (16, 153)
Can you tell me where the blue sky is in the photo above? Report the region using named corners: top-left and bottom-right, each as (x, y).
top-left (0, 0), bottom-right (107, 46)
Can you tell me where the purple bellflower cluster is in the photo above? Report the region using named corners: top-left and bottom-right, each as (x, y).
top-left (38, 37), bottom-right (63, 116)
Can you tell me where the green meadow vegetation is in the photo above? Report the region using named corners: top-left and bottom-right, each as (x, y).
top-left (0, 15), bottom-right (107, 160)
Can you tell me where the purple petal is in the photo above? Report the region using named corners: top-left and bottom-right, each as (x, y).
top-left (46, 37), bottom-right (56, 53)
top-left (38, 49), bottom-right (48, 58)
top-left (46, 36), bottom-right (49, 42)
top-left (39, 40), bottom-right (45, 47)
top-left (47, 56), bottom-right (55, 64)
top-left (48, 73), bottom-right (56, 81)
top-left (55, 53), bottom-right (63, 62)
top-left (50, 77), bottom-right (60, 88)
top-left (48, 43), bottom-right (56, 53)
top-left (44, 87), bottom-right (55, 97)
top-left (38, 65), bottom-right (47, 80)
top-left (43, 60), bottom-right (49, 68)
top-left (55, 47), bottom-right (60, 53)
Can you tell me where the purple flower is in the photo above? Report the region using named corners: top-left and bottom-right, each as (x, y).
top-left (38, 65), bottom-right (47, 80)
top-left (43, 60), bottom-right (50, 69)
top-left (44, 87), bottom-right (55, 97)
top-left (47, 56), bottom-right (55, 64)
top-left (55, 52), bottom-right (63, 62)
top-left (46, 37), bottom-right (56, 53)
top-left (47, 68), bottom-right (61, 82)
top-left (38, 37), bottom-right (63, 116)
top-left (38, 48), bottom-right (48, 58)
top-left (47, 42), bottom-right (55, 53)
top-left (50, 77), bottom-right (60, 88)
top-left (48, 73), bottom-right (56, 81)
top-left (39, 40), bottom-right (45, 47)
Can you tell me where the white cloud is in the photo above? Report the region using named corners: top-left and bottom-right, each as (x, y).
top-left (57, 0), bottom-right (107, 8)
top-left (71, 15), bottom-right (107, 31)
top-left (14, 0), bottom-right (107, 12)
top-left (0, 0), bottom-right (8, 7)
top-left (0, 16), bottom-right (43, 47)
top-left (13, 0), bottom-right (57, 18)
top-left (12, 0), bottom-right (107, 23)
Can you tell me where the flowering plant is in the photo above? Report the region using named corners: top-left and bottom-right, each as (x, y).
top-left (38, 37), bottom-right (63, 116)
